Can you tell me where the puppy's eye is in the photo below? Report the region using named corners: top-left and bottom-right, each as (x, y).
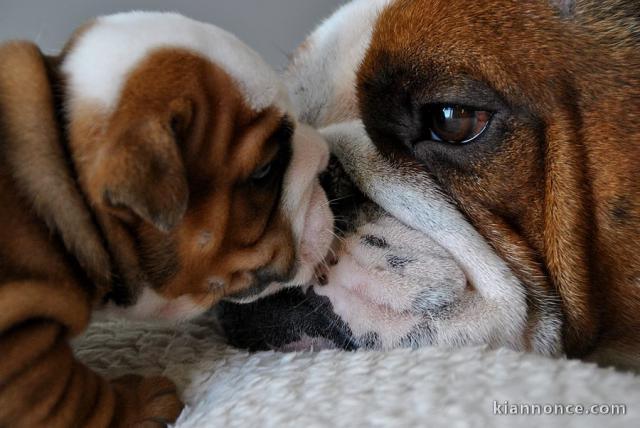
top-left (250, 162), bottom-right (274, 182)
top-left (423, 105), bottom-right (492, 144)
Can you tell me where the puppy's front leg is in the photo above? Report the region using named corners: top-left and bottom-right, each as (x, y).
top-left (0, 280), bottom-right (183, 427)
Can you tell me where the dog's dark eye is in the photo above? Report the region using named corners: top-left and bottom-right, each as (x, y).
top-left (250, 161), bottom-right (274, 182)
top-left (423, 105), bottom-right (492, 144)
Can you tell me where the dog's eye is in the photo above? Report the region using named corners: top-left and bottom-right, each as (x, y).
top-left (250, 162), bottom-right (274, 182)
top-left (423, 105), bottom-right (492, 144)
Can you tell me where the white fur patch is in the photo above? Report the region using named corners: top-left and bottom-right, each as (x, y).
top-left (285, 0), bottom-right (394, 127)
top-left (97, 287), bottom-right (206, 322)
top-left (62, 11), bottom-right (291, 114)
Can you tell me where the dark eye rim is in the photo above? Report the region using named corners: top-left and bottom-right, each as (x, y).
top-left (422, 104), bottom-right (495, 145)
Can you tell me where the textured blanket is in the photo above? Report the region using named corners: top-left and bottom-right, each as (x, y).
top-left (75, 316), bottom-right (639, 427)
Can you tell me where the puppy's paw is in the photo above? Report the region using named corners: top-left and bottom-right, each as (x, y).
top-left (112, 375), bottom-right (183, 427)
top-left (316, 215), bottom-right (467, 349)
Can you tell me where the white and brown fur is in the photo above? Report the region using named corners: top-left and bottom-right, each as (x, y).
top-left (0, 12), bottom-right (333, 426)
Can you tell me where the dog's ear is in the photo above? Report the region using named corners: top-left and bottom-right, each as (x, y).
top-left (95, 99), bottom-right (193, 233)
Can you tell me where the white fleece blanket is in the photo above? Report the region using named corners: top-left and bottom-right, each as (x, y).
top-left (73, 315), bottom-right (640, 428)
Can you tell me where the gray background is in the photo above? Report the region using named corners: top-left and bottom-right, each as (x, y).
top-left (0, 0), bottom-right (344, 68)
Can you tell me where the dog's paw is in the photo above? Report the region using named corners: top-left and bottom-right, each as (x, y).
top-left (315, 214), bottom-right (468, 349)
top-left (112, 375), bottom-right (184, 427)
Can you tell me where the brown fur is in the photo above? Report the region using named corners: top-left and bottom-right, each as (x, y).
top-left (0, 31), bottom-right (298, 428)
top-left (358, 0), bottom-right (640, 367)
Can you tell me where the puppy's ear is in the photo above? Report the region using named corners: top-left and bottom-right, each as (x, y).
top-left (96, 99), bottom-right (193, 233)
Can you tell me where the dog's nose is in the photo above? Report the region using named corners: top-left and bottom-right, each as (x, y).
top-left (219, 288), bottom-right (358, 352)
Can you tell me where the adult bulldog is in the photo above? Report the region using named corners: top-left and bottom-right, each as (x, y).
top-left (221, 0), bottom-right (640, 370)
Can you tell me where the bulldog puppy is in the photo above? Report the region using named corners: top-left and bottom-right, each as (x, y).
top-left (0, 12), bottom-right (332, 427)
top-left (221, 0), bottom-right (640, 370)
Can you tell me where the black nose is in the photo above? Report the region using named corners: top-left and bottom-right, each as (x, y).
top-left (218, 287), bottom-right (358, 352)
